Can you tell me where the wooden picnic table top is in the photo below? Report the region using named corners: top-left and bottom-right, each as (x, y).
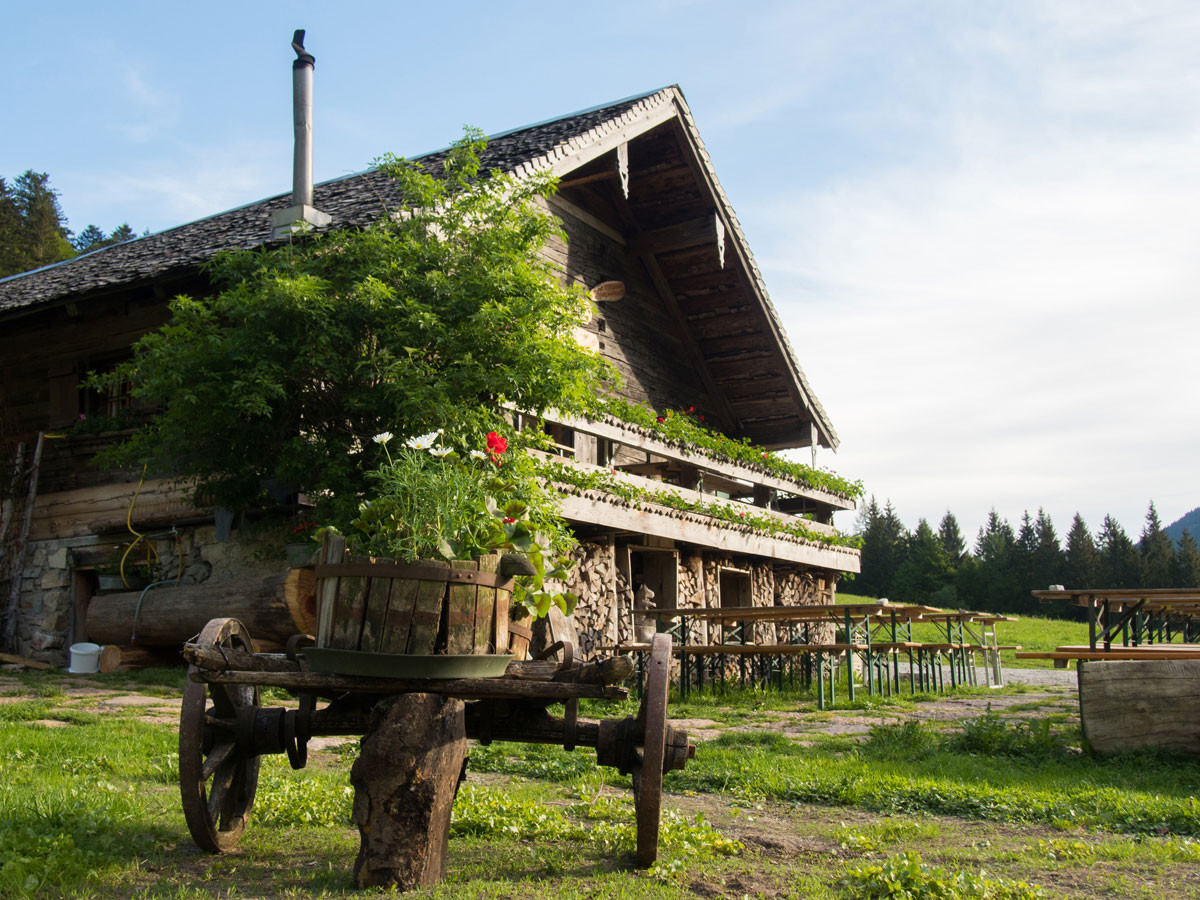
top-left (1055, 643), bottom-right (1200, 654)
top-left (640, 604), bottom-right (1017, 625)
top-left (1033, 588), bottom-right (1200, 606)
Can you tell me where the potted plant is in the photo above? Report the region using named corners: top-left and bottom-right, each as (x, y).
top-left (309, 425), bottom-right (577, 673)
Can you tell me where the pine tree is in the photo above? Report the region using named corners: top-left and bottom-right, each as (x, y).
top-left (1030, 509), bottom-right (1064, 597)
top-left (857, 497), bottom-right (907, 598)
top-left (1011, 511), bottom-right (1037, 597)
top-left (891, 518), bottom-right (954, 604)
top-left (1139, 502), bottom-right (1175, 588)
top-left (1098, 516), bottom-right (1141, 587)
top-left (1064, 513), bottom-right (1100, 589)
top-left (937, 511), bottom-right (966, 563)
top-left (73, 222), bottom-right (138, 253)
top-left (0, 178), bottom-right (23, 276)
top-left (72, 224), bottom-right (107, 253)
top-left (854, 496), bottom-right (884, 597)
top-left (969, 510), bottom-right (1022, 612)
top-left (1172, 531), bottom-right (1200, 587)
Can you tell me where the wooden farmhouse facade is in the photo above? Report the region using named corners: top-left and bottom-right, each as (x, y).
top-left (0, 86), bottom-right (860, 666)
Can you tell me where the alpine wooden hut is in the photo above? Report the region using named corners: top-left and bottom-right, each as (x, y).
top-left (0, 85), bottom-right (860, 666)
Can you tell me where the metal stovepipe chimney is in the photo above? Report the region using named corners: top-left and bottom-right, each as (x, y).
top-left (271, 29), bottom-right (331, 237)
top-left (291, 29), bottom-right (315, 208)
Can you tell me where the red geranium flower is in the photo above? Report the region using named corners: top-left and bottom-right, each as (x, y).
top-left (503, 517), bottom-right (515, 524)
top-left (486, 431), bottom-right (508, 464)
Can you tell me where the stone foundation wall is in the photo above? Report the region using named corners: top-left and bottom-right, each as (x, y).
top-left (9, 524), bottom-right (286, 666)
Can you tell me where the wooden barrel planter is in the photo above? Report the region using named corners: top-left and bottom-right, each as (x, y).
top-left (309, 535), bottom-right (528, 676)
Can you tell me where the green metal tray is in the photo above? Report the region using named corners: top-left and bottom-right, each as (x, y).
top-left (302, 648), bottom-right (514, 680)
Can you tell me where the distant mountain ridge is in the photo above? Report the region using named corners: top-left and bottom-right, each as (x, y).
top-left (1165, 506), bottom-right (1200, 546)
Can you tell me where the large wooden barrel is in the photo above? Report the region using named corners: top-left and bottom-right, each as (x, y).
top-left (312, 536), bottom-right (515, 656)
top-left (1079, 658), bottom-right (1200, 755)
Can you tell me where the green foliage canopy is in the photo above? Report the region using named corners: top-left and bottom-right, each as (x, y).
top-left (97, 131), bottom-right (611, 526)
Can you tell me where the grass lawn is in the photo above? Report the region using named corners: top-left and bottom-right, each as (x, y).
top-left (3, 665), bottom-right (1200, 899)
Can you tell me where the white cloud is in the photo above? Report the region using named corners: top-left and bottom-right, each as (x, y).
top-left (754, 2), bottom-right (1200, 539)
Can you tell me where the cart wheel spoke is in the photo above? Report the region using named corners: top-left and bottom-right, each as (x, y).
top-left (202, 741), bottom-right (236, 781)
top-left (206, 767), bottom-right (231, 822)
top-left (179, 617), bottom-right (261, 853)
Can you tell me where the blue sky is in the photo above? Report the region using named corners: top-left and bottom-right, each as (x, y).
top-left (4, 1), bottom-right (1198, 543)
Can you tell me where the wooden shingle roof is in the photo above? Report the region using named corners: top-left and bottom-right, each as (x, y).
top-left (0, 87), bottom-right (838, 450)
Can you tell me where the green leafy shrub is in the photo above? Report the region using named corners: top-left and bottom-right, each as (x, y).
top-left (947, 709), bottom-right (1069, 760)
top-left (94, 130), bottom-right (610, 529)
top-left (859, 720), bottom-right (940, 761)
top-left (842, 851), bottom-right (1052, 899)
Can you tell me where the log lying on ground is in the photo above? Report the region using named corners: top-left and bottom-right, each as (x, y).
top-left (1079, 658), bottom-right (1200, 755)
top-left (86, 568), bottom-right (315, 647)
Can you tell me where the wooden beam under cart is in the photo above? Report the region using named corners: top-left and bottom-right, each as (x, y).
top-left (194, 669), bottom-right (628, 701)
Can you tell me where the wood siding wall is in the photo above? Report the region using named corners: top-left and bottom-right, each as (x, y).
top-left (542, 206), bottom-right (718, 416)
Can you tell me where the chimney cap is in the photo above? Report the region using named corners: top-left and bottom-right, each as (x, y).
top-left (291, 29), bottom-right (314, 68)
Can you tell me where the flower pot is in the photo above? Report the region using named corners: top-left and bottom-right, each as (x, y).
top-left (313, 542), bottom-right (515, 663)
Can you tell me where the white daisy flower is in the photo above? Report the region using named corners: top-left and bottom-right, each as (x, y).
top-left (469, 450), bottom-right (488, 460)
top-left (373, 431), bottom-right (394, 444)
top-left (428, 446), bottom-right (453, 457)
top-left (405, 431), bottom-right (440, 450)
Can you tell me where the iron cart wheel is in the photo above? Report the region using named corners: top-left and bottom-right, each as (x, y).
top-left (634, 633), bottom-right (671, 867)
top-left (179, 617), bottom-right (262, 852)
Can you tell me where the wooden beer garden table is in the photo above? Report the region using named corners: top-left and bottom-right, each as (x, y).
top-left (1021, 589), bottom-right (1200, 665)
top-left (625, 603), bottom-right (1018, 709)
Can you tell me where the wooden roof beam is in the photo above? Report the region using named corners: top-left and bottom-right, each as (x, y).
top-left (628, 213), bottom-right (723, 257)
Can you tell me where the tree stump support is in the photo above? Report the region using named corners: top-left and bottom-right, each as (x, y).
top-left (349, 693), bottom-right (467, 890)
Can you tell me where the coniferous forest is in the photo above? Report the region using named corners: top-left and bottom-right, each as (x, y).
top-left (852, 500), bottom-right (1200, 618)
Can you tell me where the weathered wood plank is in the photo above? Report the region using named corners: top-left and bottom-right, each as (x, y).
top-left (474, 554), bottom-right (499, 654)
top-left (556, 491), bottom-right (859, 571)
top-left (330, 554), bottom-right (371, 650)
top-left (195, 668), bottom-right (628, 700)
top-left (446, 560), bottom-right (477, 655)
top-left (377, 569), bottom-right (420, 654)
top-left (542, 412), bottom-right (856, 510)
top-left (315, 534), bottom-right (347, 648)
top-left (359, 557), bottom-right (395, 653)
top-left (407, 559), bottom-right (449, 654)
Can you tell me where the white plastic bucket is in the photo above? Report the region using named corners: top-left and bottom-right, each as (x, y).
top-left (68, 642), bottom-right (102, 674)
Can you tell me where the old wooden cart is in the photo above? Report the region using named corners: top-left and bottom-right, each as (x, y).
top-left (177, 617), bottom-right (693, 877)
